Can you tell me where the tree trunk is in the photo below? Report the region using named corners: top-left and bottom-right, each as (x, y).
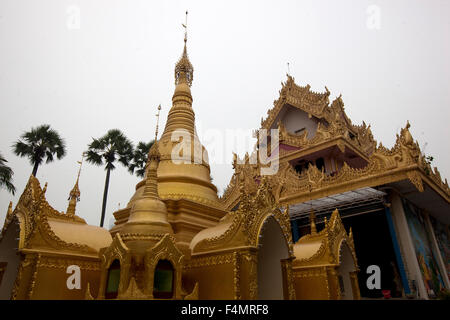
top-left (100, 168), bottom-right (111, 227)
top-left (32, 162), bottom-right (39, 177)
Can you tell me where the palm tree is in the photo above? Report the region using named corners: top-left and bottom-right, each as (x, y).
top-left (128, 140), bottom-right (154, 178)
top-left (12, 124), bottom-right (66, 176)
top-left (0, 152), bottom-right (15, 195)
top-left (85, 129), bottom-right (133, 227)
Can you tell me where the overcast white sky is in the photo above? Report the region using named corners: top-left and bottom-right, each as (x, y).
top-left (1, 0), bottom-right (449, 229)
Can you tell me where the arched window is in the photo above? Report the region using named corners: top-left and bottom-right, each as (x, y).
top-left (105, 259), bottom-right (120, 299)
top-left (153, 260), bottom-right (174, 299)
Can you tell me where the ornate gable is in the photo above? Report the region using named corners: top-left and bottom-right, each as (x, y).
top-left (192, 178), bottom-right (293, 256)
top-left (293, 209), bottom-right (358, 269)
top-left (1, 175), bottom-right (109, 255)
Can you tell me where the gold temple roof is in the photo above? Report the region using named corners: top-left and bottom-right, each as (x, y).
top-left (293, 209), bottom-right (358, 268)
top-left (293, 241), bottom-right (323, 261)
top-left (48, 218), bottom-right (112, 252)
top-left (220, 76), bottom-right (450, 212)
top-left (1, 176), bottom-right (112, 257)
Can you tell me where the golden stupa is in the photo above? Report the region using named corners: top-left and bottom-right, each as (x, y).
top-left (111, 34), bottom-right (225, 257)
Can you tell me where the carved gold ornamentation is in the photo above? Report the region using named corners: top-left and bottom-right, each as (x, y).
top-left (85, 283), bottom-right (94, 300)
top-left (221, 79), bottom-right (448, 210)
top-left (184, 282), bottom-right (199, 300)
top-left (184, 252), bottom-right (234, 269)
top-left (193, 178), bottom-right (293, 256)
top-left (39, 256), bottom-right (100, 271)
top-left (121, 276), bottom-right (148, 299)
top-left (242, 252), bottom-right (258, 300)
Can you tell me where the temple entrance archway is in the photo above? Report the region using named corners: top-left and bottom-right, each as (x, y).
top-left (337, 242), bottom-right (356, 300)
top-left (257, 216), bottom-right (290, 299)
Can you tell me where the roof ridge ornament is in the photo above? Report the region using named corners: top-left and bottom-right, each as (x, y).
top-left (66, 153), bottom-right (84, 216)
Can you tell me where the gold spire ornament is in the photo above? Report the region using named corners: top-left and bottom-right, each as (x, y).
top-left (155, 104), bottom-right (161, 141)
top-left (175, 11), bottom-right (193, 87)
top-left (66, 154), bottom-right (84, 216)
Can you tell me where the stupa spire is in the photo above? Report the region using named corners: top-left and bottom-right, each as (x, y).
top-left (154, 104), bottom-right (161, 142)
top-left (174, 11), bottom-right (193, 87)
top-left (121, 105), bottom-right (173, 241)
top-left (142, 142), bottom-right (161, 200)
top-left (161, 11), bottom-right (196, 139)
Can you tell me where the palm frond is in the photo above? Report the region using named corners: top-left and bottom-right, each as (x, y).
top-left (0, 152), bottom-right (15, 195)
top-left (12, 124), bottom-right (66, 169)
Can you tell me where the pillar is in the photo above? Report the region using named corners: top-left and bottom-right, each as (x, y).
top-left (384, 205), bottom-right (411, 295)
top-left (390, 192), bottom-right (428, 299)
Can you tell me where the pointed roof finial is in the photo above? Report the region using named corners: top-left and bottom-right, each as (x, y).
top-left (182, 10), bottom-right (188, 44)
top-left (7, 201), bottom-right (13, 216)
top-left (66, 154), bottom-right (84, 216)
top-left (155, 105), bottom-right (161, 141)
top-left (175, 10), bottom-right (193, 87)
top-left (287, 62), bottom-right (290, 76)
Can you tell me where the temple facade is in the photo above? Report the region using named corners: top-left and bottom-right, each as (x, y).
top-left (221, 75), bottom-right (450, 299)
top-left (0, 34), bottom-right (448, 300)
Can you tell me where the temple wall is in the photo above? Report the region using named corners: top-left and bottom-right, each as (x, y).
top-left (32, 264), bottom-right (101, 299)
top-left (0, 220), bottom-right (20, 300)
top-left (292, 266), bottom-right (331, 299)
top-left (13, 254), bottom-right (102, 300)
top-left (184, 252), bottom-right (237, 299)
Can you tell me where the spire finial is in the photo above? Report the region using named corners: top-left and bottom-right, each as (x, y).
top-left (155, 105), bottom-right (161, 141)
top-left (287, 62), bottom-right (290, 76)
top-left (76, 153), bottom-right (84, 181)
top-left (7, 201), bottom-right (13, 216)
top-left (175, 11), bottom-right (193, 87)
top-left (182, 10), bottom-right (188, 44)
top-left (66, 153), bottom-right (84, 216)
